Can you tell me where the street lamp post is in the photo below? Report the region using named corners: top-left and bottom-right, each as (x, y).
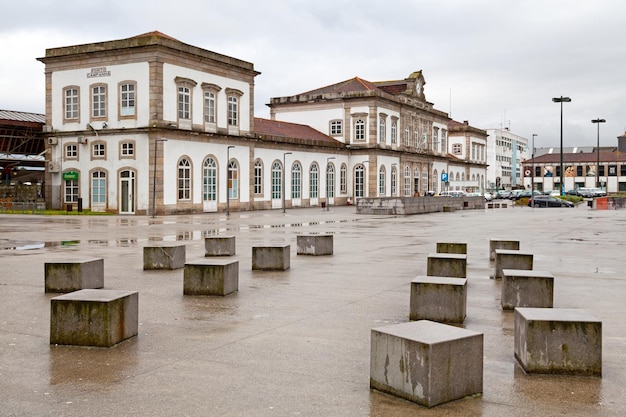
top-left (531, 134), bottom-right (537, 194)
top-left (226, 146), bottom-right (234, 217)
top-left (591, 118), bottom-right (606, 189)
top-left (326, 157), bottom-right (336, 211)
top-left (282, 152), bottom-right (292, 213)
top-left (552, 96), bottom-right (571, 196)
top-left (151, 138), bottom-right (168, 218)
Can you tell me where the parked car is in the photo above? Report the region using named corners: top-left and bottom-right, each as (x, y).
top-left (495, 190), bottom-right (511, 199)
top-left (528, 195), bottom-right (575, 208)
top-left (439, 191), bottom-right (467, 197)
top-left (484, 192), bottom-right (493, 201)
top-left (546, 190), bottom-right (561, 197)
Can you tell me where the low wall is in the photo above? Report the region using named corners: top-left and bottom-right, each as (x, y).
top-left (356, 196), bottom-right (485, 215)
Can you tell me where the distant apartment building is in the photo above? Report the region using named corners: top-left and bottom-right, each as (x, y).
top-left (485, 128), bottom-right (529, 190)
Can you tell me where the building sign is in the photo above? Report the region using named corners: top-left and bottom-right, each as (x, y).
top-left (62, 171), bottom-right (79, 181)
top-left (441, 172), bottom-right (448, 181)
top-left (87, 67), bottom-right (111, 78)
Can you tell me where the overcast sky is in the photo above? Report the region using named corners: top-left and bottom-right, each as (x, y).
top-left (1, 0), bottom-right (625, 148)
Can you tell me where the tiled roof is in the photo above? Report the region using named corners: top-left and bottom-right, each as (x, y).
top-left (0, 110), bottom-right (45, 124)
top-left (254, 118), bottom-right (342, 146)
top-left (297, 77), bottom-right (380, 96)
top-left (528, 149), bottom-right (626, 164)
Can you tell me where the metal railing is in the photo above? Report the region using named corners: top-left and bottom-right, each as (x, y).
top-left (0, 201), bottom-right (45, 214)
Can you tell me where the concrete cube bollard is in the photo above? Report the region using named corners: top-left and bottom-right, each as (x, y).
top-left (410, 276), bottom-right (467, 323)
top-left (205, 236), bottom-right (236, 257)
top-left (494, 249), bottom-right (533, 279)
top-left (371, 320), bottom-right (483, 408)
top-left (50, 289), bottom-right (138, 347)
top-left (427, 253), bottom-right (467, 278)
top-left (501, 269), bottom-right (554, 310)
top-left (252, 244), bottom-right (290, 270)
top-left (489, 239), bottom-right (520, 261)
top-left (184, 259), bottom-right (239, 296)
top-left (436, 242), bottom-right (467, 254)
top-left (143, 245), bottom-right (186, 270)
top-left (514, 308), bottom-right (602, 376)
top-left (297, 234), bottom-right (333, 256)
top-left (44, 258), bottom-right (104, 293)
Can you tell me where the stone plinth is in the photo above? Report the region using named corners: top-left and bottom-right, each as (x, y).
top-left (410, 276), bottom-right (467, 323)
top-left (501, 269), bottom-right (554, 310)
top-left (143, 245), bottom-right (186, 270)
top-left (184, 259), bottom-right (239, 296)
top-left (427, 253), bottom-right (467, 278)
top-left (489, 239), bottom-right (520, 261)
top-left (514, 308), bottom-right (602, 376)
top-left (252, 244), bottom-right (290, 271)
top-left (50, 289), bottom-right (138, 347)
top-left (494, 249), bottom-right (532, 279)
top-left (436, 242), bottom-right (467, 254)
top-left (297, 234), bottom-right (333, 256)
top-left (205, 236), bottom-right (236, 257)
top-left (44, 258), bottom-right (104, 293)
top-left (371, 320), bottom-right (483, 408)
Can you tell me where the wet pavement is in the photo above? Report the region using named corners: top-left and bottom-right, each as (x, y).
top-left (1, 204), bottom-right (625, 416)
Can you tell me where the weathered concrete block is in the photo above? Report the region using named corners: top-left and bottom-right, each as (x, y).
top-left (297, 234), bottom-right (333, 256)
top-left (371, 320), bottom-right (483, 408)
top-left (442, 205), bottom-right (455, 212)
top-left (184, 259), bottom-right (239, 296)
top-left (501, 269), bottom-right (554, 310)
top-left (410, 276), bottom-right (467, 323)
top-left (44, 258), bottom-right (104, 293)
top-left (252, 244), bottom-right (290, 270)
top-left (494, 250), bottom-right (533, 279)
top-left (436, 242), bottom-right (467, 254)
top-left (427, 253), bottom-right (467, 278)
top-left (489, 239), bottom-right (520, 261)
top-left (514, 308), bottom-right (602, 376)
top-left (205, 236), bottom-right (236, 257)
top-left (143, 245), bottom-right (186, 270)
top-left (50, 289), bottom-right (138, 347)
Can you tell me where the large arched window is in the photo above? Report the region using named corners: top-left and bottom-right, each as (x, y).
top-left (391, 165), bottom-right (397, 196)
top-left (203, 157), bottom-right (217, 202)
top-left (271, 161), bottom-right (282, 200)
top-left (254, 159), bottom-right (263, 195)
top-left (326, 162), bottom-right (335, 198)
top-left (355, 119), bottom-right (365, 141)
top-left (228, 160), bottom-right (239, 199)
top-left (433, 169), bottom-right (439, 194)
top-left (355, 165), bottom-right (365, 198)
top-left (309, 163), bottom-right (319, 198)
top-left (91, 170), bottom-right (106, 206)
top-left (340, 163), bottom-right (347, 193)
top-left (378, 166), bottom-right (386, 196)
top-left (378, 119), bottom-right (386, 143)
top-left (404, 165), bottom-right (411, 196)
top-left (414, 167), bottom-right (420, 195)
top-left (422, 170), bottom-right (428, 195)
top-left (178, 158), bottom-right (191, 200)
top-left (291, 162), bottom-right (302, 199)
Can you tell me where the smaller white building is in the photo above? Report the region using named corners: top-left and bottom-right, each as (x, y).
top-left (485, 128), bottom-right (529, 190)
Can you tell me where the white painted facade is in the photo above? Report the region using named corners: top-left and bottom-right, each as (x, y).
top-left (486, 128), bottom-right (529, 190)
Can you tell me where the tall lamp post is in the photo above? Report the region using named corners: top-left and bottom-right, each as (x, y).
top-left (282, 152), bottom-right (292, 213)
top-left (151, 138), bottom-right (168, 218)
top-left (226, 146), bottom-right (234, 217)
top-left (531, 134), bottom-right (537, 194)
top-left (326, 156), bottom-right (335, 211)
top-left (591, 118), bottom-right (606, 189)
top-left (552, 96), bottom-right (571, 196)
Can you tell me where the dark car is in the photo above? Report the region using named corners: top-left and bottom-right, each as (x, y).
top-left (528, 195), bottom-right (575, 208)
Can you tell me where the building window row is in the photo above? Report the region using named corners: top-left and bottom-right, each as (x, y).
top-left (64, 140), bottom-right (135, 161)
top-left (62, 82), bottom-right (137, 124)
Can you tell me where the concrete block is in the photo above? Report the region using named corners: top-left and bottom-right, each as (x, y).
top-left (370, 320), bottom-right (483, 408)
top-left (143, 245), bottom-right (186, 270)
top-left (436, 242), bottom-right (467, 254)
top-left (44, 258), bottom-right (104, 293)
top-left (410, 276), bottom-right (467, 323)
top-left (514, 308), bottom-right (602, 376)
top-left (50, 289), bottom-right (138, 347)
top-left (442, 205), bottom-right (455, 212)
top-left (489, 239), bottom-right (520, 261)
top-left (184, 259), bottom-right (239, 296)
top-left (494, 250), bottom-right (533, 279)
top-left (427, 253), bottom-right (467, 278)
top-left (501, 269), bottom-right (554, 310)
top-left (252, 244), bottom-right (290, 271)
top-left (297, 234), bottom-right (333, 256)
top-left (205, 236), bottom-right (236, 256)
